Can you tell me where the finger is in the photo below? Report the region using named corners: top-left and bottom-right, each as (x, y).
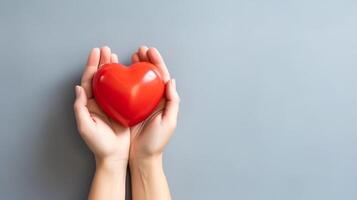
top-left (86, 47), bottom-right (100, 67)
top-left (131, 53), bottom-right (140, 63)
top-left (147, 47), bottom-right (170, 82)
top-left (81, 48), bottom-right (100, 98)
top-left (74, 86), bottom-right (95, 135)
top-left (138, 46), bottom-right (149, 61)
top-left (99, 46), bottom-right (111, 67)
top-left (162, 79), bottom-right (180, 127)
top-left (111, 53), bottom-right (119, 63)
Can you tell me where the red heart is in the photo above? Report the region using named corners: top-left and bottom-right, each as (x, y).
top-left (92, 62), bottom-right (165, 127)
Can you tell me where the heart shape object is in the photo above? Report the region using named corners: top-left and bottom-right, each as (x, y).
top-left (92, 62), bottom-right (165, 127)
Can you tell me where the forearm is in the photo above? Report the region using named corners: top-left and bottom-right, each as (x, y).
top-left (88, 158), bottom-right (128, 200)
top-left (130, 155), bottom-right (171, 200)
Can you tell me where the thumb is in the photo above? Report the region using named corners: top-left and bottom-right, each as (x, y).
top-left (73, 85), bottom-right (94, 134)
top-left (162, 79), bottom-right (180, 127)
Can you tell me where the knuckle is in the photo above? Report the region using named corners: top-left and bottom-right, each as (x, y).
top-left (73, 103), bottom-right (78, 111)
top-left (168, 119), bottom-right (178, 130)
top-left (73, 102), bottom-right (80, 112)
top-left (174, 94), bottom-right (180, 103)
top-left (77, 124), bottom-right (88, 135)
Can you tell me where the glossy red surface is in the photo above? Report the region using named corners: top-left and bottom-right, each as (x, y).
top-left (92, 62), bottom-right (165, 127)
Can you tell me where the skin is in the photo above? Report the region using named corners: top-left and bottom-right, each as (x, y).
top-left (73, 46), bottom-right (180, 200)
top-left (130, 46), bottom-right (180, 200)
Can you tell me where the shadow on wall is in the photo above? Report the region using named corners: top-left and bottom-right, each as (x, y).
top-left (30, 65), bottom-right (132, 200)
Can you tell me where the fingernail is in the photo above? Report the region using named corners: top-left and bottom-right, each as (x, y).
top-left (172, 79), bottom-right (176, 89)
top-left (92, 48), bottom-right (99, 53)
top-left (75, 85), bottom-right (81, 97)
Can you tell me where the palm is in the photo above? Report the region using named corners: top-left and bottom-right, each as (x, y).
top-left (130, 100), bottom-right (166, 157)
top-left (86, 99), bottom-right (130, 160)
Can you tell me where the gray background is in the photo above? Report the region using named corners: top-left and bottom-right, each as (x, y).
top-left (0, 0), bottom-right (356, 199)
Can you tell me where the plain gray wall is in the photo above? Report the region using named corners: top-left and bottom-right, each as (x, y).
top-left (1, 0), bottom-right (356, 199)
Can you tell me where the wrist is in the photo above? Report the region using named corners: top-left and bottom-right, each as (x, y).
top-left (89, 157), bottom-right (127, 200)
top-left (129, 154), bottom-right (171, 200)
top-left (95, 157), bottom-right (128, 173)
top-left (129, 154), bottom-right (163, 170)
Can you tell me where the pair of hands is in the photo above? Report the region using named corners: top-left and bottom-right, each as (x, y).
top-left (74, 46), bottom-right (180, 165)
